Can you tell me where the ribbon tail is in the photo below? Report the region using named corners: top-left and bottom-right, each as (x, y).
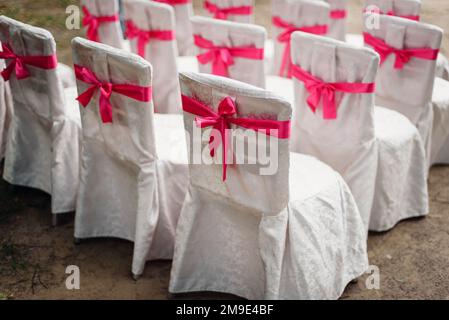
top-left (394, 54), bottom-right (405, 69)
top-left (212, 58), bottom-right (228, 77)
top-left (14, 60), bottom-right (30, 80)
top-left (322, 91), bottom-right (337, 119)
top-left (137, 37), bottom-right (146, 57)
top-left (1, 62), bottom-right (15, 81)
top-left (76, 85), bottom-right (97, 107)
top-left (99, 93), bottom-right (113, 123)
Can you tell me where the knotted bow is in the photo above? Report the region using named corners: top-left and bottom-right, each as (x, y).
top-left (291, 63), bottom-right (375, 119)
top-left (0, 43), bottom-right (58, 81)
top-left (204, 0), bottom-right (253, 20)
top-left (330, 9), bottom-right (347, 19)
top-left (125, 20), bottom-right (175, 57)
top-left (194, 35), bottom-right (264, 77)
top-left (182, 94), bottom-right (290, 181)
top-left (272, 16), bottom-right (328, 78)
top-left (82, 6), bottom-right (119, 42)
top-left (363, 33), bottom-right (439, 69)
top-left (74, 64), bottom-right (152, 123)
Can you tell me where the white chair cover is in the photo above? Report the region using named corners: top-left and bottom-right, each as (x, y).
top-left (0, 57), bottom-right (13, 160)
top-left (81, 0), bottom-right (125, 49)
top-left (430, 77), bottom-right (449, 164)
top-left (123, 0), bottom-right (182, 114)
top-left (152, 0), bottom-right (195, 56)
top-left (71, 37), bottom-right (188, 276)
top-left (0, 16), bottom-right (81, 214)
top-left (203, 0), bottom-right (254, 23)
top-left (191, 16), bottom-right (266, 88)
top-left (364, 15), bottom-right (443, 166)
top-left (272, 0), bottom-right (330, 77)
top-left (169, 72), bottom-right (368, 299)
top-left (290, 32), bottom-right (378, 232)
top-left (322, 0), bottom-right (347, 41)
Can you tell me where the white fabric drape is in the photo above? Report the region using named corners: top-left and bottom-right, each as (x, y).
top-left (123, 0), bottom-right (182, 114)
top-left (192, 16), bottom-right (266, 88)
top-left (71, 38), bottom-right (188, 277)
top-left (81, 0), bottom-right (125, 49)
top-left (0, 48), bottom-right (13, 160)
top-left (169, 72), bottom-right (368, 299)
top-left (0, 16), bottom-right (81, 214)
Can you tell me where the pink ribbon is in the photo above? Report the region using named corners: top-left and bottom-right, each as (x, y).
top-left (363, 32), bottom-right (439, 69)
top-left (204, 0), bottom-right (253, 20)
top-left (125, 20), bottom-right (175, 57)
top-left (154, 0), bottom-right (191, 5)
top-left (330, 10), bottom-right (347, 19)
top-left (0, 42), bottom-right (58, 81)
top-left (194, 34), bottom-right (264, 77)
top-left (291, 63), bottom-right (375, 119)
top-left (74, 64), bottom-right (152, 123)
top-left (363, 8), bottom-right (419, 21)
top-left (182, 94), bottom-right (290, 181)
top-left (272, 16), bottom-right (328, 78)
top-left (82, 6), bottom-right (119, 42)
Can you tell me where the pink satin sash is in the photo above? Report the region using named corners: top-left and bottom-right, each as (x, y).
top-left (272, 16), bottom-right (328, 78)
top-left (194, 34), bottom-right (264, 77)
top-left (0, 43), bottom-right (58, 81)
top-left (154, 0), bottom-right (191, 5)
top-left (74, 64), bottom-right (152, 123)
top-left (182, 94), bottom-right (290, 180)
top-left (291, 63), bottom-right (375, 119)
top-left (82, 6), bottom-right (119, 42)
top-left (363, 33), bottom-right (439, 69)
top-left (204, 0), bottom-right (253, 20)
top-left (125, 20), bottom-right (175, 57)
top-left (330, 10), bottom-right (347, 19)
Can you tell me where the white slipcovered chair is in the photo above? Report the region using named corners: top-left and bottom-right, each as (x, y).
top-left (345, 0), bottom-right (449, 81)
top-left (289, 31), bottom-right (428, 232)
top-left (123, 0), bottom-right (182, 114)
top-left (319, 0), bottom-right (348, 41)
top-left (152, 0), bottom-right (195, 56)
top-left (203, 0), bottom-right (254, 23)
top-left (71, 37), bottom-right (188, 278)
top-left (363, 15), bottom-right (449, 167)
top-left (0, 54), bottom-right (13, 160)
top-left (191, 16), bottom-right (266, 88)
top-left (169, 71), bottom-right (368, 299)
top-left (81, 0), bottom-right (126, 49)
top-left (0, 16), bottom-right (81, 220)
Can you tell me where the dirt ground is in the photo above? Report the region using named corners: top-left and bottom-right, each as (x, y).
top-left (0, 0), bottom-right (449, 300)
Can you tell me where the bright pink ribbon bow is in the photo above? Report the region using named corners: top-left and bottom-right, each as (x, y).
top-left (272, 16), bottom-right (328, 78)
top-left (194, 35), bottom-right (264, 77)
top-left (82, 6), bottom-right (119, 42)
top-left (291, 63), bottom-right (375, 119)
top-left (74, 64), bottom-right (152, 123)
top-left (154, 0), bottom-right (191, 5)
top-left (0, 42), bottom-right (58, 81)
top-left (330, 10), bottom-right (347, 19)
top-left (363, 33), bottom-right (439, 69)
top-left (125, 20), bottom-right (175, 57)
top-left (182, 94), bottom-right (290, 181)
top-left (363, 8), bottom-right (420, 21)
top-left (204, 0), bottom-right (253, 20)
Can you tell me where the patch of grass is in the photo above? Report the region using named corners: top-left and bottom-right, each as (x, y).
top-left (0, 240), bottom-right (30, 276)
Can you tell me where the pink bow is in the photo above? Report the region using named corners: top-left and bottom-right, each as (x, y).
top-left (154, 0), bottom-right (191, 5)
top-left (363, 33), bottom-right (439, 69)
top-left (82, 6), bottom-right (119, 42)
top-left (330, 10), bottom-right (347, 19)
top-left (291, 63), bottom-right (375, 119)
top-left (272, 16), bottom-right (328, 78)
top-left (204, 0), bottom-right (253, 20)
top-left (0, 42), bottom-right (58, 81)
top-left (125, 20), bottom-right (174, 57)
top-left (194, 35), bottom-right (264, 77)
top-left (182, 94), bottom-right (290, 181)
top-left (74, 64), bottom-right (152, 123)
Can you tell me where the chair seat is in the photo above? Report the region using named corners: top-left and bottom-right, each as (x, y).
top-left (371, 106), bottom-right (428, 231)
top-left (431, 77), bottom-right (449, 164)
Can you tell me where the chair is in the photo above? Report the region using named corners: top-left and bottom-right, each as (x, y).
top-left (345, 0), bottom-right (449, 81)
top-left (71, 37), bottom-right (188, 277)
top-left (203, 0), bottom-right (254, 23)
top-left (363, 14), bottom-right (449, 167)
top-left (0, 51), bottom-right (13, 160)
top-left (191, 16), bottom-right (266, 88)
top-left (290, 31), bottom-right (428, 232)
top-left (153, 0), bottom-right (195, 56)
top-left (0, 16), bottom-right (81, 220)
top-left (320, 0), bottom-right (348, 41)
top-left (81, 0), bottom-right (126, 49)
top-left (169, 71), bottom-right (368, 299)
top-left (123, 0), bottom-right (182, 114)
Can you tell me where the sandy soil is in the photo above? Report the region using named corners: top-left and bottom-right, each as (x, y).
top-left (0, 0), bottom-right (449, 300)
